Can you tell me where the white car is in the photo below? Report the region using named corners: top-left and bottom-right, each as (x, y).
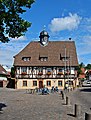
top-left (82, 80), bottom-right (91, 87)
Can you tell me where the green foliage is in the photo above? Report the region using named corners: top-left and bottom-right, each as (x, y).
top-left (77, 62), bottom-right (85, 77)
top-left (85, 64), bottom-right (91, 79)
top-left (0, 0), bottom-right (35, 43)
top-left (85, 64), bottom-right (91, 70)
top-left (11, 67), bottom-right (15, 78)
top-left (79, 62), bottom-right (85, 68)
top-left (0, 74), bottom-right (6, 77)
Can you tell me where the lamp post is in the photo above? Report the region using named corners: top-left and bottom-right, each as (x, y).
top-left (67, 50), bottom-right (70, 91)
top-left (64, 46), bottom-right (66, 90)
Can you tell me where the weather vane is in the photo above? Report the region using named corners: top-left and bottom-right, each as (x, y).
top-left (43, 25), bottom-right (46, 30)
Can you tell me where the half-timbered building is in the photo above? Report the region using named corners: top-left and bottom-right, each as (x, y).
top-left (14, 30), bottom-right (78, 90)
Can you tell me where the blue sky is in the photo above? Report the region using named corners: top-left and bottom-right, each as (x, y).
top-left (0, 0), bottom-right (91, 67)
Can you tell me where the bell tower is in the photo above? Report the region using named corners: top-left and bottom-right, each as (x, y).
top-left (39, 30), bottom-right (49, 46)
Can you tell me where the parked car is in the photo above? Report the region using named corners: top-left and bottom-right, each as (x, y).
top-left (82, 80), bottom-right (91, 87)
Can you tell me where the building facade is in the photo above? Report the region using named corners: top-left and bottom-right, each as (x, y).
top-left (14, 30), bottom-right (78, 90)
top-left (0, 65), bottom-right (8, 87)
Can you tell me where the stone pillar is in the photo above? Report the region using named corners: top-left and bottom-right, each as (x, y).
top-left (74, 104), bottom-right (81, 117)
top-left (85, 113), bottom-right (91, 120)
top-left (66, 96), bottom-right (70, 105)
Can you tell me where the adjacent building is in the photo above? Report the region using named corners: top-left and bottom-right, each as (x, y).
top-left (0, 65), bottom-right (8, 87)
top-left (14, 30), bottom-right (78, 90)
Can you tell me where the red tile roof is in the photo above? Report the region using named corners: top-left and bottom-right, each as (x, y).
top-left (0, 65), bottom-right (7, 74)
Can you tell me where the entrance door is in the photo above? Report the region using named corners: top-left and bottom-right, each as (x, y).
top-left (39, 81), bottom-right (43, 88)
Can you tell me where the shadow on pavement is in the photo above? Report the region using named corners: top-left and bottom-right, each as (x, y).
top-left (0, 103), bottom-right (7, 113)
top-left (67, 113), bottom-right (75, 117)
top-left (80, 88), bottom-right (91, 92)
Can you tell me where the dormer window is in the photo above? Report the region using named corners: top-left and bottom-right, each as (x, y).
top-left (39, 57), bottom-right (48, 62)
top-left (22, 57), bottom-right (31, 61)
top-left (61, 57), bottom-right (69, 61)
top-left (60, 54), bottom-right (69, 61)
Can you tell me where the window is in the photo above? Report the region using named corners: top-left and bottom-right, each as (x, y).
top-left (29, 67), bottom-right (32, 70)
top-left (47, 68), bottom-right (52, 72)
top-left (23, 81), bottom-right (27, 86)
top-left (17, 67), bottom-right (20, 70)
top-left (33, 81), bottom-right (37, 86)
top-left (39, 67), bottom-right (43, 72)
top-left (21, 67), bottom-right (27, 73)
top-left (62, 57), bottom-right (69, 61)
top-left (22, 57), bottom-right (31, 61)
top-left (59, 68), bottom-right (62, 72)
top-left (44, 57), bottom-right (48, 61)
top-left (71, 67), bottom-right (74, 70)
top-left (47, 81), bottom-right (51, 86)
top-left (58, 81), bottom-right (62, 86)
top-left (57, 68), bottom-right (63, 75)
top-left (39, 57), bottom-right (48, 61)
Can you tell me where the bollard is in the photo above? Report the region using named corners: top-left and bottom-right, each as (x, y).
top-left (26, 89), bottom-right (27, 93)
top-left (85, 113), bottom-right (91, 120)
top-left (66, 96), bottom-right (70, 105)
top-left (74, 104), bottom-right (81, 117)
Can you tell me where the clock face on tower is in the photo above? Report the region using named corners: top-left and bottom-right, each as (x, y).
top-left (39, 30), bottom-right (49, 46)
top-left (41, 36), bottom-right (48, 46)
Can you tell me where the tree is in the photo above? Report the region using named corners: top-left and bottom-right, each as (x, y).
top-left (0, 0), bottom-right (35, 43)
top-left (85, 64), bottom-right (91, 70)
top-left (10, 66), bottom-right (15, 78)
top-left (85, 64), bottom-right (91, 79)
top-left (77, 62), bottom-right (85, 77)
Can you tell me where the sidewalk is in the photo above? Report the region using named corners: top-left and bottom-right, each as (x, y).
top-left (64, 87), bottom-right (91, 120)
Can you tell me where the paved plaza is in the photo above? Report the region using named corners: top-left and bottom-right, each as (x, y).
top-left (0, 88), bottom-right (91, 120)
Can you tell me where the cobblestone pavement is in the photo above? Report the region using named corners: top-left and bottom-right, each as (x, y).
top-left (66, 87), bottom-right (91, 120)
top-left (0, 88), bottom-right (90, 120)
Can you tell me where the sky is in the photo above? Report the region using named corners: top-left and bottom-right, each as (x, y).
top-left (0, 0), bottom-right (91, 68)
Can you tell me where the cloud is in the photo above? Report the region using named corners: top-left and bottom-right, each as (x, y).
top-left (0, 48), bottom-right (15, 66)
top-left (0, 35), bottom-right (29, 67)
top-left (49, 13), bottom-right (82, 32)
top-left (10, 36), bottom-right (27, 41)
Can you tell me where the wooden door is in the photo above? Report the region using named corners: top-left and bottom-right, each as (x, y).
top-left (39, 81), bottom-right (43, 88)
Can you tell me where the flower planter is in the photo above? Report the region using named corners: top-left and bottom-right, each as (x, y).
top-left (57, 72), bottom-right (63, 75)
top-left (21, 72), bottom-right (27, 75)
top-left (38, 72), bottom-right (43, 76)
top-left (47, 72), bottom-right (51, 75)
